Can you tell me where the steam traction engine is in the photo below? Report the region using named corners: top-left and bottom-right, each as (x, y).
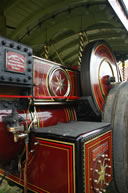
top-left (0, 36), bottom-right (127, 193)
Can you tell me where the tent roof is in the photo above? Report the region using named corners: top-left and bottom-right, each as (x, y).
top-left (1, 0), bottom-right (128, 67)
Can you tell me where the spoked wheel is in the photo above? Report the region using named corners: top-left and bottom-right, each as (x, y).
top-left (103, 81), bottom-right (128, 193)
top-left (80, 40), bottom-right (120, 116)
top-left (48, 67), bottom-right (71, 101)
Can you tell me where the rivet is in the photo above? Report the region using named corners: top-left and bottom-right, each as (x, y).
top-left (8, 101), bottom-right (12, 105)
top-left (24, 48), bottom-right (28, 52)
top-left (4, 103), bottom-right (8, 108)
top-left (17, 45), bottom-right (21, 50)
top-left (28, 52), bottom-right (32, 56)
top-left (15, 103), bottom-right (19, 107)
top-left (9, 77), bottom-right (13, 81)
top-left (28, 60), bottom-right (32, 64)
top-left (1, 75), bottom-right (4, 80)
top-left (10, 43), bottom-right (14, 48)
top-left (28, 68), bottom-right (31, 72)
top-left (16, 78), bottom-right (20, 82)
top-left (1, 40), bottom-right (6, 45)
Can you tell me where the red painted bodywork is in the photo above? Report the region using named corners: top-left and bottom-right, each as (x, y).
top-left (0, 117), bottom-right (24, 162)
top-left (0, 138), bottom-right (75, 193)
top-left (0, 130), bottom-right (112, 193)
top-left (33, 56), bottom-right (79, 101)
top-left (0, 106), bottom-right (77, 162)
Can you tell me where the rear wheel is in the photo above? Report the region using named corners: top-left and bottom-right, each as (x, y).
top-left (103, 81), bottom-right (128, 193)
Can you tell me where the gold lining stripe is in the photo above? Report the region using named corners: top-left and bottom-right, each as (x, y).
top-left (37, 137), bottom-right (75, 147)
top-left (84, 130), bottom-right (112, 145)
top-left (33, 60), bottom-right (36, 97)
top-left (42, 70), bottom-right (46, 96)
top-left (67, 149), bottom-right (70, 193)
top-left (67, 107), bottom-right (72, 120)
top-left (73, 108), bottom-right (77, 121)
top-left (37, 65), bottom-right (39, 96)
top-left (70, 107), bottom-right (76, 121)
top-left (37, 108), bottom-right (43, 127)
top-left (67, 108), bottom-right (70, 121)
top-left (73, 140), bottom-right (76, 193)
top-left (64, 108), bottom-right (69, 121)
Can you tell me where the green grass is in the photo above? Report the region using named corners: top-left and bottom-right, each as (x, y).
top-left (0, 179), bottom-right (22, 193)
top-left (0, 178), bottom-right (112, 193)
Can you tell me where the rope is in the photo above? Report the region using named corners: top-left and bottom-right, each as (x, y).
top-left (122, 61), bottom-right (126, 81)
top-left (78, 32), bottom-right (84, 66)
top-left (44, 44), bottom-right (49, 59)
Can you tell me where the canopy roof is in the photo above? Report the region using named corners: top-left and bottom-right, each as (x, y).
top-left (0, 0), bottom-right (128, 67)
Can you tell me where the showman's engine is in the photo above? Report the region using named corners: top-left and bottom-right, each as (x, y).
top-left (0, 36), bottom-right (127, 193)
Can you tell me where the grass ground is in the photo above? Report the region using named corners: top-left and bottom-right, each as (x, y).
top-left (0, 178), bottom-right (112, 193)
top-left (0, 179), bottom-right (22, 193)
